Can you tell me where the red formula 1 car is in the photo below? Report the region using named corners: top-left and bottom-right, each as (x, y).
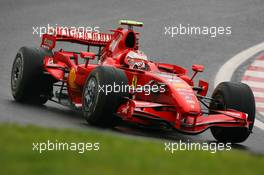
top-left (11, 20), bottom-right (255, 143)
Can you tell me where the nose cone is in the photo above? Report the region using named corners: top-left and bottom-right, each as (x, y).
top-left (167, 77), bottom-right (201, 114)
top-left (172, 87), bottom-right (201, 114)
top-left (154, 72), bottom-right (201, 114)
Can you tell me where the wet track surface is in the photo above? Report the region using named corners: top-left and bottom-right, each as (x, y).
top-left (1, 0), bottom-right (264, 153)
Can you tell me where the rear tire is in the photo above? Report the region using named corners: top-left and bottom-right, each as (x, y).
top-left (11, 47), bottom-right (53, 104)
top-left (210, 82), bottom-right (255, 143)
top-left (82, 66), bottom-right (129, 127)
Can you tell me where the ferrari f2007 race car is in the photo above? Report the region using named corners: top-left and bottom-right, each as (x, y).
top-left (11, 20), bottom-right (255, 143)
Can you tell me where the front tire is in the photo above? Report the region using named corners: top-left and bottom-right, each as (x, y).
top-left (82, 66), bottom-right (129, 127)
top-left (210, 82), bottom-right (255, 143)
top-left (11, 47), bottom-right (53, 104)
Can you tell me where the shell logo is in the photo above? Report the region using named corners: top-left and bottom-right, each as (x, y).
top-left (132, 75), bottom-right (137, 87)
top-left (68, 68), bottom-right (79, 89)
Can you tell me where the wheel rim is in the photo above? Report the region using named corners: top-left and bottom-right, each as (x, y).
top-left (11, 55), bottom-right (23, 92)
top-left (83, 77), bottom-right (98, 114)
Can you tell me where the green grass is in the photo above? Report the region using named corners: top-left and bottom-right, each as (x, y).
top-left (0, 123), bottom-right (263, 175)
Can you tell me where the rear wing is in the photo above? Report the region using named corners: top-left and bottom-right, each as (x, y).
top-left (41, 27), bottom-right (113, 50)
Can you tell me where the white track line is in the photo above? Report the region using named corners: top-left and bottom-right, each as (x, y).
top-left (242, 80), bottom-right (264, 88)
top-left (254, 92), bottom-right (264, 98)
top-left (252, 60), bottom-right (264, 67)
top-left (244, 71), bottom-right (264, 78)
top-left (256, 103), bottom-right (264, 108)
top-left (214, 41), bottom-right (264, 130)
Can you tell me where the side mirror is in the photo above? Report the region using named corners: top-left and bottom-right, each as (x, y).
top-left (80, 52), bottom-right (96, 67)
top-left (80, 51), bottom-right (96, 60)
top-left (192, 64), bottom-right (204, 72)
top-left (191, 64), bottom-right (204, 80)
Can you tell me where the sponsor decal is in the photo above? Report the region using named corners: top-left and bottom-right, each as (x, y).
top-left (173, 83), bottom-right (188, 88)
top-left (176, 88), bottom-right (193, 94)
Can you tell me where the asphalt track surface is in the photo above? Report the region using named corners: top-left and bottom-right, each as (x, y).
top-left (1, 0), bottom-right (264, 153)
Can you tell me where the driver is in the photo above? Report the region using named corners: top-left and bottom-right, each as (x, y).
top-left (125, 50), bottom-right (148, 70)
